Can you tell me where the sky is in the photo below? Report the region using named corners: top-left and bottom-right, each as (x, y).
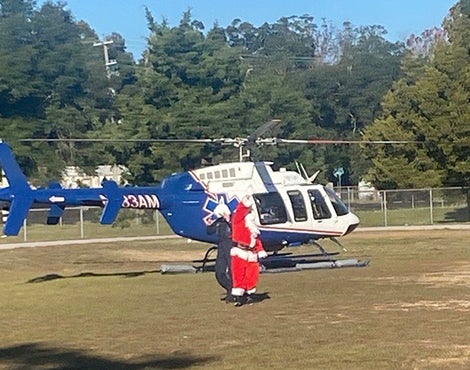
top-left (39, 0), bottom-right (458, 59)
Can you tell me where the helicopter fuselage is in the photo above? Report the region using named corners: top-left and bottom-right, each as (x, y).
top-left (156, 161), bottom-right (359, 251)
top-left (0, 140), bottom-right (359, 250)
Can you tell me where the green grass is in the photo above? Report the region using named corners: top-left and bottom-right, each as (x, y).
top-left (0, 219), bottom-right (174, 243)
top-left (1, 205), bottom-right (466, 243)
top-left (0, 230), bottom-right (469, 369)
top-left (355, 206), bottom-right (468, 226)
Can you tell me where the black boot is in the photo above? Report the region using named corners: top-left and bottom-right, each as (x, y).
top-left (234, 295), bottom-right (244, 307)
top-left (224, 292), bottom-right (236, 303)
top-left (245, 294), bottom-right (254, 305)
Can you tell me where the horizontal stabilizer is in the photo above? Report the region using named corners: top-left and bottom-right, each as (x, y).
top-left (4, 197), bottom-right (33, 235)
top-left (99, 180), bottom-right (122, 224)
top-left (47, 204), bottom-right (65, 225)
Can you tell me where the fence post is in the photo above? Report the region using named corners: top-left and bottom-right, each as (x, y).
top-left (80, 207), bottom-right (84, 238)
top-left (347, 187), bottom-right (352, 211)
top-left (429, 188), bottom-right (434, 225)
top-left (155, 210), bottom-right (160, 234)
top-left (383, 190), bottom-right (388, 227)
top-left (23, 219), bottom-right (27, 242)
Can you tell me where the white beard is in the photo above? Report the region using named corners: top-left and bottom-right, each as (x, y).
top-left (245, 211), bottom-right (259, 236)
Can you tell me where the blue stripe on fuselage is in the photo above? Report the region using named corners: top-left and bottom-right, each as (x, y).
top-left (254, 162), bottom-right (277, 193)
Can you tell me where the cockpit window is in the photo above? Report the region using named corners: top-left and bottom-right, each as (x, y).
top-left (253, 192), bottom-right (287, 225)
top-left (308, 189), bottom-right (331, 219)
top-left (287, 190), bottom-right (308, 222)
top-left (324, 186), bottom-right (349, 216)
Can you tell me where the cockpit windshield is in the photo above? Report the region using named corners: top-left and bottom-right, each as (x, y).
top-left (323, 186), bottom-right (349, 216)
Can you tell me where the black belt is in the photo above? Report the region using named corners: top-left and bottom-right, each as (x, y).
top-left (235, 243), bottom-right (254, 251)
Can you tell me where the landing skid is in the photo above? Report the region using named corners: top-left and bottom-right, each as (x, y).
top-left (160, 241), bottom-right (370, 274)
top-left (260, 257), bottom-right (370, 273)
top-left (193, 245), bottom-right (218, 272)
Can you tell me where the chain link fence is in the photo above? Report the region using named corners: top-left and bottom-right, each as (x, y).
top-left (337, 186), bottom-right (470, 227)
top-left (8, 208), bottom-right (172, 242)
top-left (1, 187), bottom-right (469, 242)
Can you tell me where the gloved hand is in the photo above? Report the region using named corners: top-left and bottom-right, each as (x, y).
top-left (258, 250), bottom-right (268, 259)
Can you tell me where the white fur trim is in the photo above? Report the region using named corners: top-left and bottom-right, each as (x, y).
top-left (245, 212), bottom-right (259, 235)
top-left (231, 247), bottom-right (259, 262)
top-left (246, 288), bottom-right (256, 295)
top-left (249, 237), bottom-right (256, 248)
top-left (231, 288), bottom-right (245, 296)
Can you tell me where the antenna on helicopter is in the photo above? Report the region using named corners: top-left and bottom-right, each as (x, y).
top-left (295, 161), bottom-right (320, 183)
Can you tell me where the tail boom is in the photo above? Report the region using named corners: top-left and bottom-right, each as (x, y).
top-left (0, 140), bottom-right (163, 236)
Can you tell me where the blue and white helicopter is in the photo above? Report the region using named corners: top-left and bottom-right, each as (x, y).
top-left (0, 121), bottom-right (377, 268)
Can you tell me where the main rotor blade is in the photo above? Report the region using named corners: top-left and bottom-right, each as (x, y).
top-left (274, 138), bottom-right (417, 144)
top-left (20, 137), bottom-right (417, 145)
top-left (20, 138), bottom-right (215, 143)
top-left (247, 119), bottom-right (282, 144)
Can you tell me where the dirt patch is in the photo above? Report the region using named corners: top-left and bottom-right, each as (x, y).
top-left (115, 249), bottom-right (204, 262)
top-left (361, 263), bottom-right (470, 289)
top-left (374, 299), bottom-right (470, 312)
top-left (416, 265), bottom-right (470, 288)
top-left (412, 344), bottom-right (470, 369)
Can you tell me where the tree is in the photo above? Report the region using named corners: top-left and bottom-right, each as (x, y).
top-left (112, 10), bottom-right (253, 182)
top-left (0, 0), bottom-right (135, 182)
top-left (301, 24), bottom-right (405, 185)
top-left (363, 1), bottom-right (470, 189)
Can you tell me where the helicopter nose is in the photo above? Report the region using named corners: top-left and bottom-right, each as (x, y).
top-left (344, 211), bottom-right (360, 235)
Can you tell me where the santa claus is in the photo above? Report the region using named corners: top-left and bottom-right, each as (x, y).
top-left (230, 194), bottom-right (268, 306)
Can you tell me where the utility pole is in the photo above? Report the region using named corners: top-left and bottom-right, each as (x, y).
top-left (93, 39), bottom-right (117, 78)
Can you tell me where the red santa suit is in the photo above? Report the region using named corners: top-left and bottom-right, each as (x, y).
top-left (230, 196), bottom-right (267, 298)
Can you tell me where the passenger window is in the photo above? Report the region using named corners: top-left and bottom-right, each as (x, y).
top-left (253, 192), bottom-right (287, 225)
top-left (287, 190), bottom-right (308, 222)
top-left (308, 189), bottom-right (331, 219)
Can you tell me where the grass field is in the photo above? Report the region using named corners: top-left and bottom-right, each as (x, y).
top-left (355, 206), bottom-right (468, 227)
top-left (0, 229), bottom-right (469, 369)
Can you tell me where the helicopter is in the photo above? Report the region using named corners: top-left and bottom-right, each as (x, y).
top-left (0, 120), bottom-right (392, 271)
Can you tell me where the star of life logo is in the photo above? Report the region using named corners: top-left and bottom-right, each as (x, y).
top-left (202, 192), bottom-right (239, 225)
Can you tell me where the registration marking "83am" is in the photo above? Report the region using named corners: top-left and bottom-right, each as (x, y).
top-left (122, 194), bottom-right (159, 209)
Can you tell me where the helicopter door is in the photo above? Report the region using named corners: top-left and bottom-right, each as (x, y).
top-left (307, 189), bottom-right (332, 220)
top-left (287, 190), bottom-right (308, 222)
top-left (253, 192), bottom-right (287, 225)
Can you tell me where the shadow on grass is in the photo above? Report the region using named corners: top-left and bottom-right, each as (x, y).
top-left (219, 292), bottom-right (272, 304)
top-left (0, 343), bottom-right (217, 369)
top-left (251, 292), bottom-right (271, 303)
top-left (27, 269), bottom-right (161, 283)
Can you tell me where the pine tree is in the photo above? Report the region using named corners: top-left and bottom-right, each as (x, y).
top-left (363, 1), bottom-right (470, 189)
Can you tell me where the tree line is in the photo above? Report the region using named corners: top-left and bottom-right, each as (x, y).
top-left (0, 0), bottom-right (468, 190)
